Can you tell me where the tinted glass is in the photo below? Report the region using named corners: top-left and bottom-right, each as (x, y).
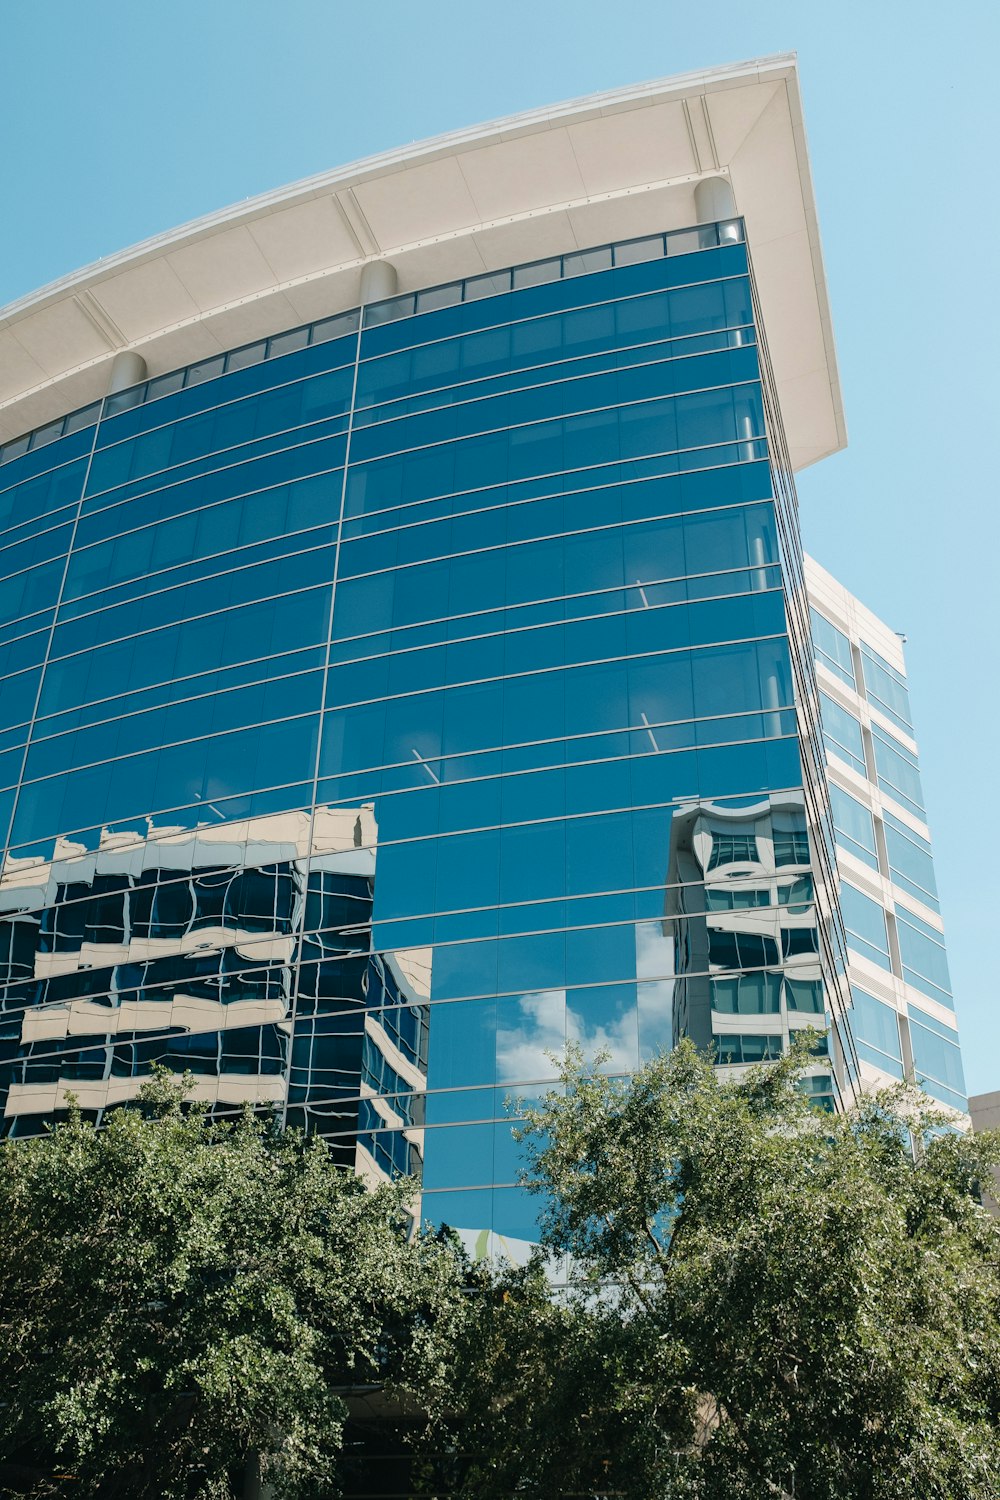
top-left (810, 608), bottom-right (855, 689)
top-left (0, 231), bottom-right (855, 1238)
top-left (850, 985), bottom-right (903, 1078)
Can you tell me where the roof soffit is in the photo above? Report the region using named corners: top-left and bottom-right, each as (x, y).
top-left (0, 55), bottom-right (844, 468)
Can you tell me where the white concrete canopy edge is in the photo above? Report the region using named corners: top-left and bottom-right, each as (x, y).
top-left (0, 53), bottom-right (845, 470)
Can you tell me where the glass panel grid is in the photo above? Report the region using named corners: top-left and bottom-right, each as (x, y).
top-left (1, 220), bottom-right (746, 469)
top-left (860, 641), bottom-right (912, 732)
top-left (0, 223), bottom-right (868, 1237)
top-left (810, 607), bottom-right (856, 689)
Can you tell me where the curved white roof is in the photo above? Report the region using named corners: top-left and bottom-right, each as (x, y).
top-left (0, 53), bottom-right (844, 470)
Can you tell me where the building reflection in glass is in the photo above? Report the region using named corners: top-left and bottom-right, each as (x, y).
top-left (666, 792), bottom-right (833, 1100)
top-left (0, 218), bottom-right (853, 1246)
top-left (0, 806), bottom-right (429, 1197)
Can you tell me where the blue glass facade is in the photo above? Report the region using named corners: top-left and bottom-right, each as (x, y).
top-left (0, 222), bottom-right (852, 1239)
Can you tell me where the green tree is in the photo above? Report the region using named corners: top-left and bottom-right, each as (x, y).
top-left (0, 1074), bottom-right (466, 1500)
top-left (447, 1042), bottom-right (1000, 1499)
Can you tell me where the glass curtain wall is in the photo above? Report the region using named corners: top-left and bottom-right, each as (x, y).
top-left (0, 225), bottom-right (845, 1243)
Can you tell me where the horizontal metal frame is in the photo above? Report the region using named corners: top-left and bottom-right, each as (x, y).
top-left (0, 484), bottom-right (773, 739)
top-left (56, 396), bottom-right (762, 621)
top-left (272, 624), bottom-right (791, 718)
top-left (37, 482), bottom-right (772, 675)
top-left (29, 539), bottom-right (777, 736)
top-left (56, 522), bottom-right (341, 625)
top-left (335, 438), bottom-right (767, 551)
top-left (0, 233), bottom-right (744, 474)
top-left (88, 298), bottom-right (752, 480)
top-left (0, 222), bottom-right (745, 469)
top-left (350, 323), bottom-right (754, 426)
top-left (13, 624), bottom-right (792, 797)
top-left (3, 738), bottom-right (802, 913)
top-left (40, 454), bottom-right (771, 644)
top-left (0, 522), bottom-right (77, 587)
top-left (1, 438), bottom-right (770, 639)
top-left (29, 569), bottom-right (782, 750)
top-left (344, 326), bottom-right (756, 439)
top-left (0, 436), bottom-right (98, 503)
top-left (0, 856), bottom-right (817, 938)
top-left (0, 936), bottom-right (825, 1034)
top-left (2, 754), bottom-right (804, 872)
top-left (78, 424), bottom-right (349, 535)
top-left (0, 941), bottom-right (826, 1032)
top-left (78, 368), bottom-right (759, 550)
top-left (0, 261), bottom-right (751, 552)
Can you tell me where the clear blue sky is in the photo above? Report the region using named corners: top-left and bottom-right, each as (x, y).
top-left (3, 0), bottom-right (997, 1092)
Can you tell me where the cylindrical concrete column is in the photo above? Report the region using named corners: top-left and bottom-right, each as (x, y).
top-left (107, 349), bottom-right (147, 395)
top-left (762, 659), bottom-right (783, 740)
top-left (359, 259), bottom-right (398, 305)
top-left (739, 411), bottom-right (757, 466)
top-left (694, 175), bottom-right (737, 222)
top-left (693, 175), bottom-right (740, 246)
top-left (750, 531), bottom-right (769, 594)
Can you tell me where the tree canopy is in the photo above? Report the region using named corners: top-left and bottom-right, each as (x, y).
top-left (445, 1042), bottom-right (1000, 1499)
top-left (0, 1075), bottom-right (466, 1500)
top-left (3, 1051), bottom-right (999, 1499)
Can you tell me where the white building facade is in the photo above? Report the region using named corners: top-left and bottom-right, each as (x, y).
top-left (806, 556), bottom-right (966, 1112)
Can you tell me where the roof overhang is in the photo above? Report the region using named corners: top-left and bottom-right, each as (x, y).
top-left (0, 53), bottom-right (845, 470)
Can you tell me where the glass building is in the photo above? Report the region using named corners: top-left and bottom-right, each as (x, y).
top-left (0, 55), bottom-right (965, 1246)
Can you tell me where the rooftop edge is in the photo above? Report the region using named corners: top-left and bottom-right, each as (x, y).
top-left (0, 53), bottom-right (845, 471)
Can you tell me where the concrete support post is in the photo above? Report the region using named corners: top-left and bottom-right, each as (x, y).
top-left (107, 349), bottom-right (147, 395)
top-left (751, 531), bottom-right (769, 593)
top-left (762, 660), bottom-right (783, 739)
top-left (694, 175), bottom-right (740, 247)
top-left (359, 259), bottom-right (398, 305)
top-left (739, 411), bottom-right (757, 466)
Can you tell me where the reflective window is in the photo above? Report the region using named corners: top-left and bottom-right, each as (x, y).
top-left (708, 831), bottom-right (759, 868)
top-left (716, 1033), bottom-right (784, 1064)
top-left (708, 929), bottom-right (780, 969)
top-left (705, 887), bottom-right (770, 912)
top-left (850, 985), bottom-right (903, 1078)
top-left (710, 972), bottom-right (782, 1013)
top-left (839, 882), bottom-right (891, 971)
top-left (896, 905), bottom-right (952, 1008)
top-left (909, 1007), bottom-right (966, 1110)
top-left (828, 783), bottom-right (879, 870)
top-left (0, 226), bottom-right (882, 1238)
top-left (773, 829), bottom-right (809, 866)
top-left (860, 643), bottom-right (912, 732)
top-left (784, 977), bottom-right (825, 1013)
top-left (883, 810), bottom-right (939, 912)
top-left (810, 608), bottom-right (855, 688)
top-left (871, 726), bottom-right (924, 817)
top-left (819, 692), bottom-right (866, 777)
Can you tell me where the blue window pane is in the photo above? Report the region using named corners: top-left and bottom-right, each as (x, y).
top-left (810, 608), bottom-right (855, 688)
top-left (909, 1008), bottom-right (966, 1109)
top-left (883, 810), bottom-right (939, 912)
top-left (871, 727), bottom-right (924, 816)
top-left (839, 882), bottom-right (891, 970)
top-left (0, 667), bottom-right (42, 735)
top-left (819, 692), bottom-right (866, 777)
top-left (860, 643), bottom-right (912, 732)
top-left (896, 906), bottom-right (952, 1008)
top-left (716, 1033), bottom-right (784, 1065)
top-left (850, 985), bottom-right (902, 1076)
top-left (828, 783), bottom-right (878, 869)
